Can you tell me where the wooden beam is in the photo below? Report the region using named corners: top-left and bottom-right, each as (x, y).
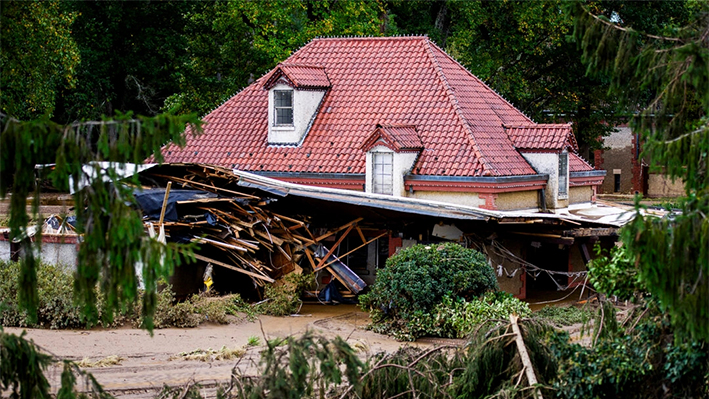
top-left (313, 223), bottom-right (356, 272)
top-left (320, 232), bottom-right (387, 269)
top-left (355, 225), bottom-right (367, 244)
top-left (314, 218), bottom-right (363, 242)
top-left (193, 253), bottom-right (275, 283)
top-left (158, 182), bottom-right (172, 225)
top-left (510, 315), bottom-right (544, 399)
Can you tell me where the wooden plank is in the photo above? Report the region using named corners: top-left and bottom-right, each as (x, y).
top-left (192, 236), bottom-right (247, 252)
top-left (304, 248), bottom-right (317, 270)
top-left (355, 226), bottom-right (367, 244)
top-left (150, 174), bottom-right (260, 199)
top-left (509, 315), bottom-right (544, 399)
top-left (193, 253), bottom-right (275, 283)
top-left (314, 218), bottom-right (363, 242)
top-left (320, 232), bottom-right (387, 269)
top-left (158, 182), bottom-right (172, 225)
top-left (313, 223), bottom-right (356, 272)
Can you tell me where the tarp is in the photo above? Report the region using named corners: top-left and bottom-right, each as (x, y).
top-left (133, 189), bottom-right (217, 222)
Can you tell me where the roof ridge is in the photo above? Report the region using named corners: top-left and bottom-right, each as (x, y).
top-left (422, 39), bottom-right (494, 176)
top-left (428, 44), bottom-right (535, 124)
top-left (312, 35), bottom-right (428, 41)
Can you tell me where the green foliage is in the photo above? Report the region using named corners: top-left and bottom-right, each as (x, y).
top-left (571, 0), bottom-right (709, 341)
top-left (0, 113), bottom-right (201, 330)
top-left (588, 244), bottom-right (644, 301)
top-left (361, 243), bottom-right (496, 317)
top-left (379, 292), bottom-right (531, 341)
top-left (247, 336), bottom-right (261, 347)
top-left (360, 243), bottom-right (498, 339)
top-left (551, 313), bottom-right (709, 398)
top-left (0, 328), bottom-right (52, 399)
top-left (453, 319), bottom-right (558, 399)
top-left (0, 260), bottom-right (84, 329)
top-left (256, 273), bottom-right (314, 317)
top-left (233, 331), bottom-right (364, 399)
top-left (356, 346), bottom-right (466, 399)
top-left (533, 305), bottom-right (593, 327)
top-left (0, 1), bottom-right (80, 120)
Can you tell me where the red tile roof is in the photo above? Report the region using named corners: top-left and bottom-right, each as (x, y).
top-left (360, 125), bottom-right (423, 152)
top-left (163, 36), bottom-right (572, 178)
top-left (263, 63), bottom-right (331, 89)
top-left (504, 123), bottom-right (577, 152)
top-left (569, 153), bottom-right (594, 172)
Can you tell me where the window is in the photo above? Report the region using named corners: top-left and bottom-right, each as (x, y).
top-left (558, 152), bottom-right (568, 197)
top-left (372, 152), bottom-right (393, 195)
top-left (614, 173), bottom-right (621, 192)
top-left (274, 90), bottom-right (293, 125)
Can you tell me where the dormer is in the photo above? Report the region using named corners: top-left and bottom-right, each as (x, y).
top-left (263, 64), bottom-right (330, 146)
top-left (504, 123), bottom-right (576, 209)
top-left (360, 125), bottom-right (423, 196)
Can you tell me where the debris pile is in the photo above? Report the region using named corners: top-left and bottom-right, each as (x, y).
top-left (136, 164), bottom-right (366, 295)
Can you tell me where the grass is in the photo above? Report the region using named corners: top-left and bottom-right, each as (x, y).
top-left (533, 304), bottom-right (593, 326)
top-left (247, 336), bottom-right (261, 347)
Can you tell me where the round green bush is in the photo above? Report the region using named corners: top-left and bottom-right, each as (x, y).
top-left (360, 242), bottom-right (497, 323)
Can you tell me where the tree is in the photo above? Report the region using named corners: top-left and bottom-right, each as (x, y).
top-left (571, 0), bottom-right (709, 340)
top-left (0, 112), bottom-right (201, 328)
top-left (0, 1), bottom-right (80, 120)
top-left (166, 0), bottom-right (392, 117)
top-left (53, 1), bottom-right (196, 122)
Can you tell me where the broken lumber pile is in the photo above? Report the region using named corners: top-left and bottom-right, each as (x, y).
top-left (136, 164), bottom-right (366, 294)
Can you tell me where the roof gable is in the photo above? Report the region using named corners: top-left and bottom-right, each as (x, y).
top-left (263, 63), bottom-right (331, 90)
top-left (504, 123), bottom-right (578, 152)
top-left (360, 124), bottom-right (423, 153)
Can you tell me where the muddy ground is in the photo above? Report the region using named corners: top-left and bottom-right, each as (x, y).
top-left (6, 304), bottom-right (449, 398)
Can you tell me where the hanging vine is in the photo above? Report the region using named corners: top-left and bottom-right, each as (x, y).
top-left (0, 112), bottom-right (202, 330)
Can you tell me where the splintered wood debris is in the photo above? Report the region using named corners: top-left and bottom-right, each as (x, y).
top-left (137, 164), bottom-right (366, 294)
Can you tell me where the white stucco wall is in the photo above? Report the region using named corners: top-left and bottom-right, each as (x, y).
top-left (364, 145), bottom-right (418, 196)
top-left (521, 152), bottom-right (567, 209)
top-left (267, 83), bottom-right (325, 145)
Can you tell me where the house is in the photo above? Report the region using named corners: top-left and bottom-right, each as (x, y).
top-left (163, 36), bottom-right (604, 211)
top-left (594, 125), bottom-right (683, 197)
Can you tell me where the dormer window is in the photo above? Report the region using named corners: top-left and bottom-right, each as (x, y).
top-left (274, 90), bottom-right (294, 126)
top-left (360, 124), bottom-right (423, 196)
top-left (372, 152), bottom-right (394, 195)
top-left (263, 64), bottom-right (330, 146)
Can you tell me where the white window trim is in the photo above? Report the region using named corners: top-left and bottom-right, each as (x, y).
top-left (372, 152), bottom-right (394, 195)
top-left (273, 89), bottom-right (294, 127)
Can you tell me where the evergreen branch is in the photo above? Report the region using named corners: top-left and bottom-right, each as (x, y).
top-left (582, 5), bottom-right (685, 43)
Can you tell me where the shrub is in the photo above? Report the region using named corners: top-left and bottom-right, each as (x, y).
top-left (256, 273), bottom-right (314, 316)
top-left (534, 304), bottom-right (593, 327)
top-left (588, 244), bottom-right (644, 301)
top-left (360, 243), bottom-right (499, 340)
top-left (0, 260), bottom-right (85, 329)
top-left (371, 292), bottom-right (531, 341)
top-left (360, 243), bottom-right (496, 319)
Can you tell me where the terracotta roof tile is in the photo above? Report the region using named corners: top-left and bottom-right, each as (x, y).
top-left (569, 153), bottom-right (594, 172)
top-left (164, 37), bottom-right (567, 178)
top-left (504, 123), bottom-right (578, 152)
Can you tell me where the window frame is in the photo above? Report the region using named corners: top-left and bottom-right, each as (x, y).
top-left (372, 152), bottom-right (394, 195)
top-left (558, 151), bottom-right (568, 198)
top-left (273, 89), bottom-right (294, 126)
